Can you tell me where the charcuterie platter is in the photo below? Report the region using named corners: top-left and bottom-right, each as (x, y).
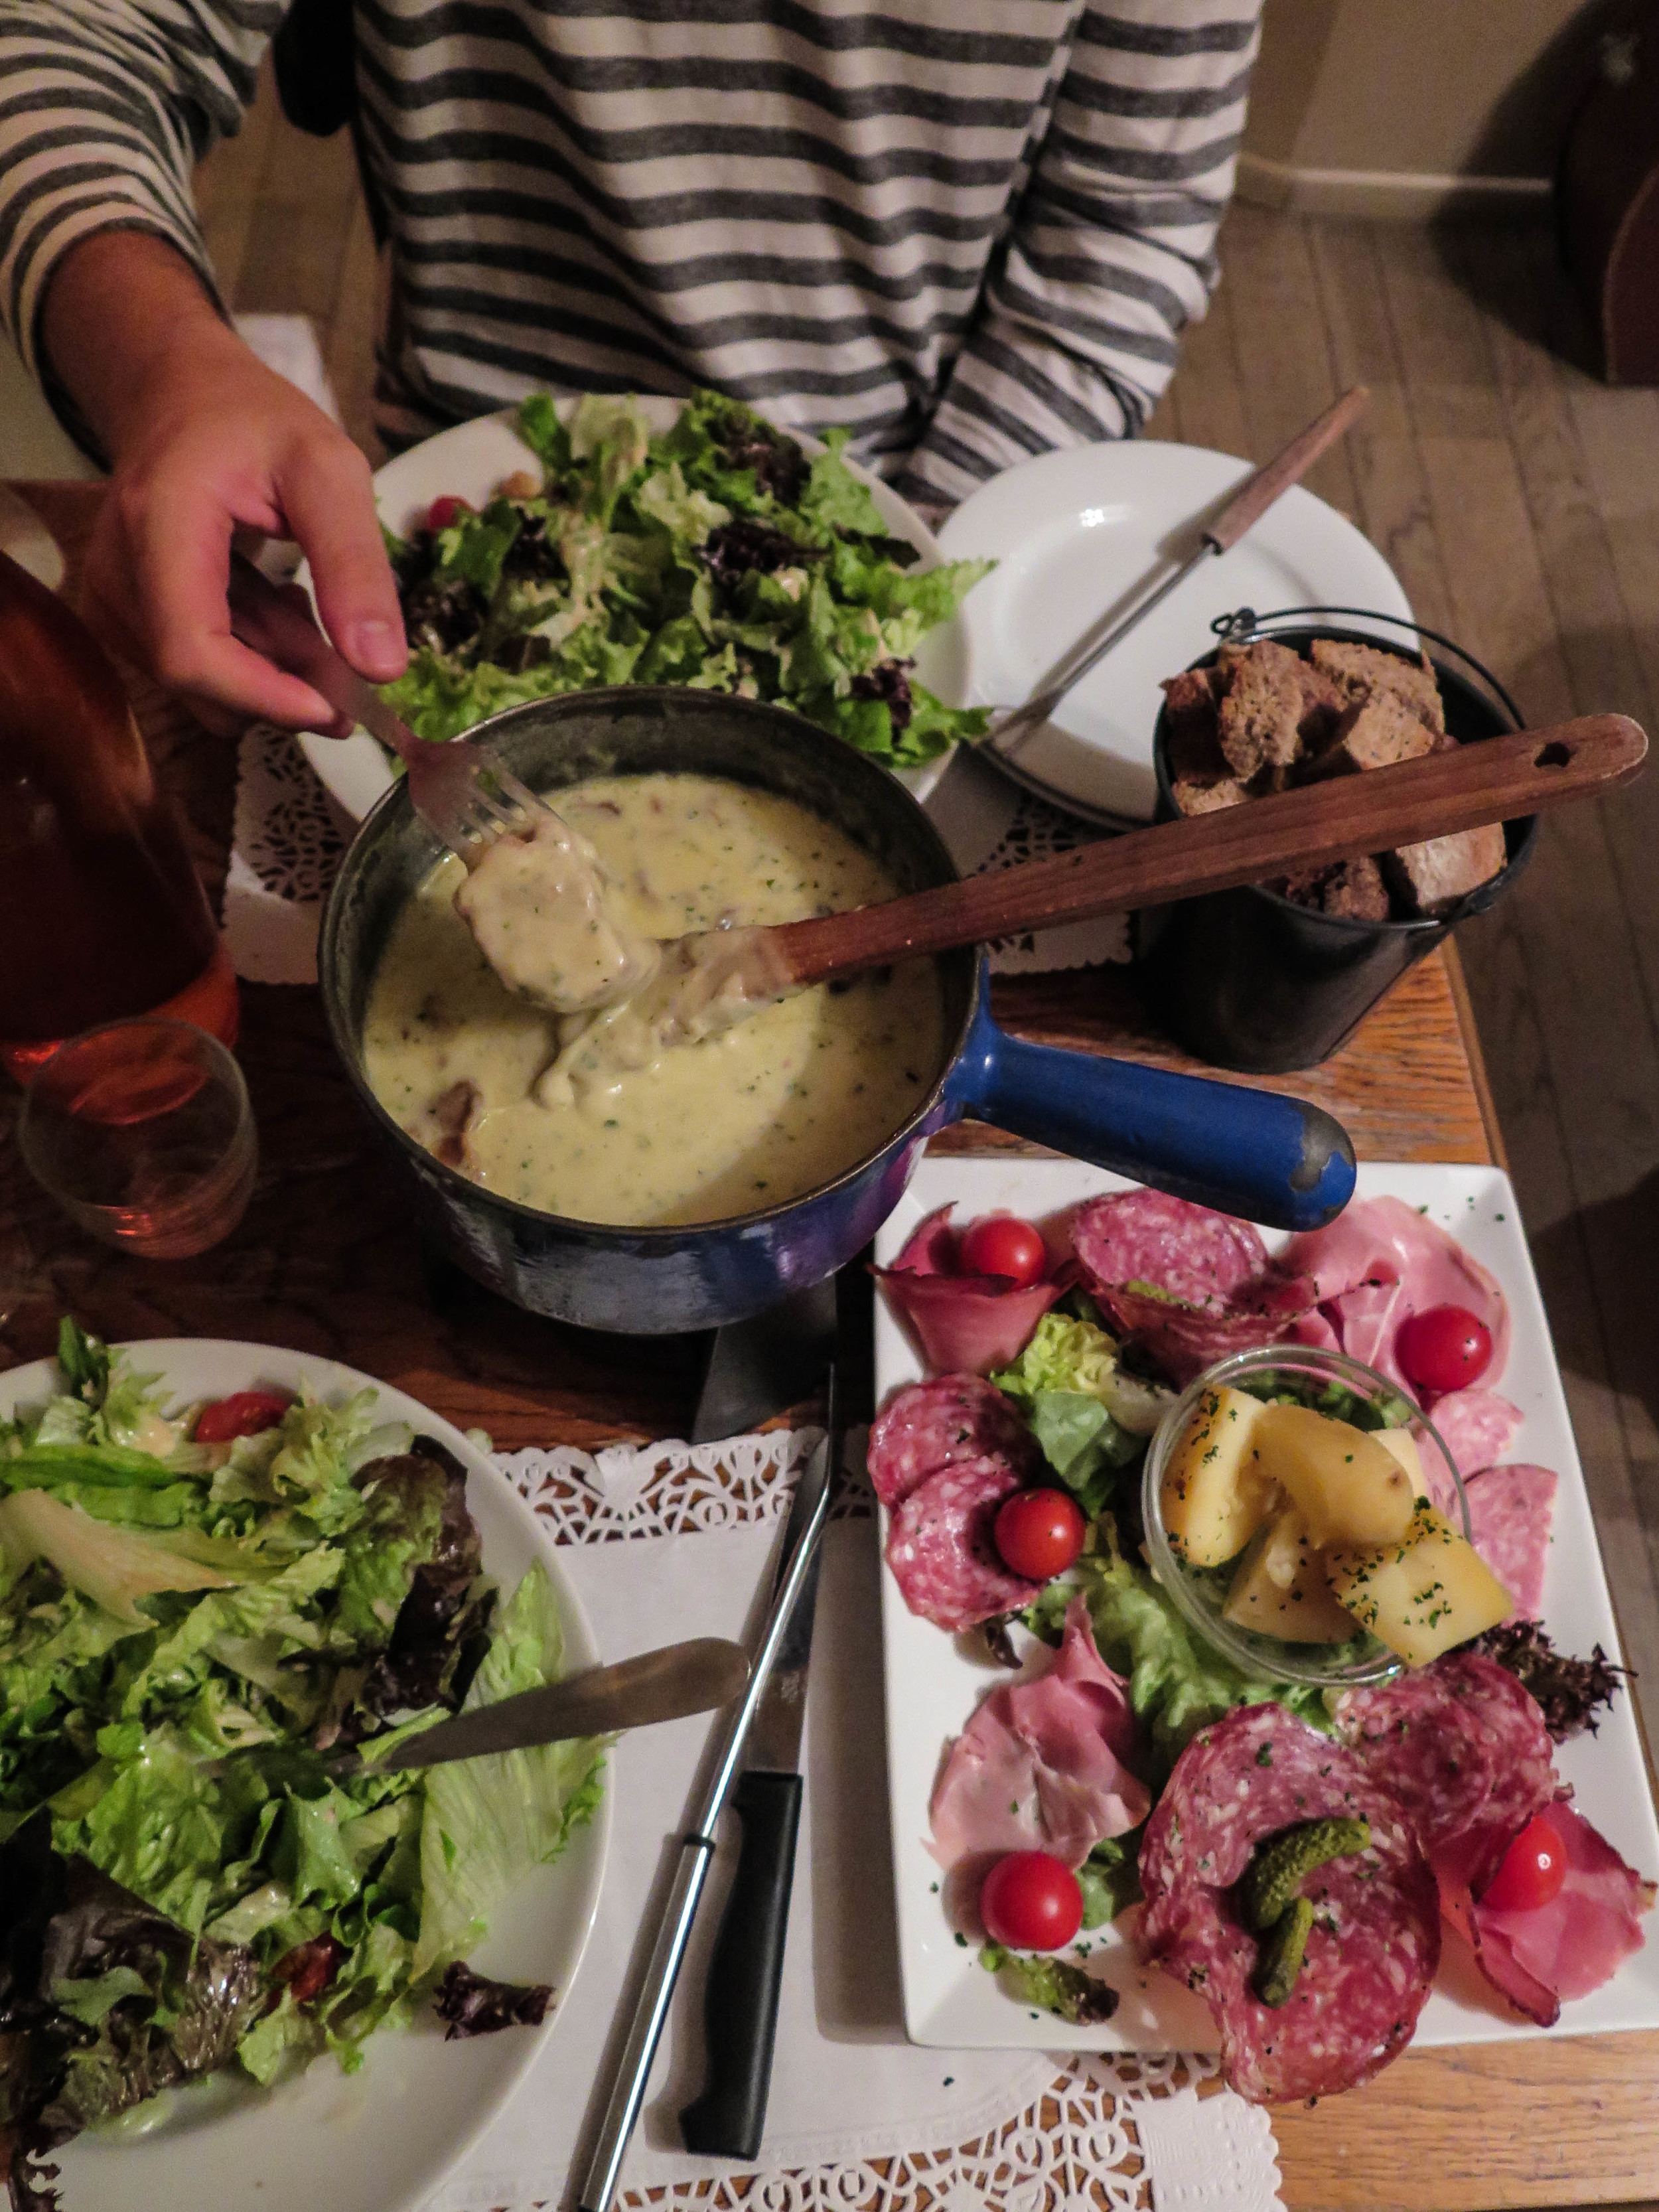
top-left (874, 1157), bottom-right (1659, 2085)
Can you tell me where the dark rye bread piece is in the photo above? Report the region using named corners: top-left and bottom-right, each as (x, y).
top-left (1172, 774), bottom-right (1250, 816)
top-left (1215, 639), bottom-right (1305, 779)
top-left (1302, 690), bottom-right (1440, 778)
top-left (1273, 855), bottom-right (1393, 921)
top-left (1382, 825), bottom-right (1508, 914)
top-left (1309, 638), bottom-right (1446, 735)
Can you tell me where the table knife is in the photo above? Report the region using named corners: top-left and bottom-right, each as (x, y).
top-left (577, 1351), bottom-right (838, 2212)
top-left (678, 1356), bottom-right (841, 2158)
top-left (325, 1637), bottom-right (749, 1776)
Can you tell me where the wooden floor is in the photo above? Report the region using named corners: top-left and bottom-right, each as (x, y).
top-left (197, 81), bottom-right (1659, 1776)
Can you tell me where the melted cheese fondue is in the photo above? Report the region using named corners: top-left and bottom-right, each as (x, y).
top-left (362, 773), bottom-right (949, 1226)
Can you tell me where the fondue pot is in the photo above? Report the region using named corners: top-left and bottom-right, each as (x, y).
top-left (320, 690), bottom-right (1354, 1333)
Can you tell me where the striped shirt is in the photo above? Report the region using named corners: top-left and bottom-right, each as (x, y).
top-left (0, 0), bottom-right (1260, 508)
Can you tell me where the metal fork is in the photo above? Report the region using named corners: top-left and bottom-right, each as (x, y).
top-left (226, 552), bottom-right (550, 862)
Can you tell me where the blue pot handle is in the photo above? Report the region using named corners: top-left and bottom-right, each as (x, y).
top-left (948, 988), bottom-right (1354, 1232)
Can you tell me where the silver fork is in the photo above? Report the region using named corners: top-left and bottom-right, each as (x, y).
top-left (226, 552), bottom-right (550, 862)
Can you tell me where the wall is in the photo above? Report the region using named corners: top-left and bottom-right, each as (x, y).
top-left (1240, 0), bottom-right (1624, 215)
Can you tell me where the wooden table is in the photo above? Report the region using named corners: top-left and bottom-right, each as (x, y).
top-left (3, 484), bottom-right (1655, 2212)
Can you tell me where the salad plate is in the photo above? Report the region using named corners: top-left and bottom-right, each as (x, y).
top-left (936, 440), bottom-right (1415, 827)
top-left (0, 1339), bottom-right (610, 2212)
top-left (298, 398), bottom-right (971, 823)
top-left (875, 1157), bottom-right (1659, 2053)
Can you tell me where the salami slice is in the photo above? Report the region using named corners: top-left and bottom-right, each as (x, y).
top-left (1423, 1387), bottom-right (1523, 1479)
top-left (884, 1453), bottom-right (1044, 1629)
top-left (1465, 1464), bottom-right (1557, 1621)
top-left (1071, 1191), bottom-right (1269, 1312)
top-left (1137, 1704), bottom-right (1439, 2103)
top-left (867, 1376), bottom-right (1041, 1510)
top-left (1333, 1651), bottom-right (1557, 1898)
top-left (1094, 1285), bottom-right (1291, 1388)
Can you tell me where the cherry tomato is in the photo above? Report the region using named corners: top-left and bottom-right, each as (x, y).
top-left (194, 1390), bottom-right (293, 1444)
top-left (995, 1487), bottom-right (1086, 1582)
top-left (1482, 1812), bottom-right (1567, 1913)
top-left (1396, 1305), bottom-right (1494, 1394)
top-left (958, 1214), bottom-right (1048, 1289)
top-left (426, 494), bottom-right (472, 532)
top-left (980, 1850), bottom-right (1084, 1951)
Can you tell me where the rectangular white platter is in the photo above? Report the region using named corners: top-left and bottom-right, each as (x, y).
top-left (875, 1157), bottom-right (1659, 2051)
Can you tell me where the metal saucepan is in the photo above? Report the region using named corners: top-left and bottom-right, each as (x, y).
top-left (319, 688), bottom-right (1355, 1332)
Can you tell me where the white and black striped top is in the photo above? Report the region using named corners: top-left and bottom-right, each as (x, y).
top-left (0, 0), bottom-right (1259, 506)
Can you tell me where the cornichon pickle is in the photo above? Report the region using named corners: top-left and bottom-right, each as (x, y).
top-left (1253, 1895), bottom-right (1315, 2008)
top-left (1238, 1815), bottom-right (1372, 1931)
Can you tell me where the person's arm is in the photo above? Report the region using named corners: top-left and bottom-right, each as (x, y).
top-left (892, 0), bottom-right (1262, 514)
top-left (0, 2), bottom-right (403, 726)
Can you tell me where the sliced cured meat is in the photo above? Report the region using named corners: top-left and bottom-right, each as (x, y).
top-left (1072, 1191), bottom-right (1269, 1313)
top-left (1465, 1464), bottom-right (1557, 1621)
top-left (866, 1376), bottom-right (1041, 1510)
top-left (1094, 1285), bottom-right (1293, 1388)
top-left (1138, 1705), bottom-right (1439, 2103)
top-left (875, 1205), bottom-right (1070, 1376)
top-left (929, 1597), bottom-right (1149, 1878)
top-left (1459, 1801), bottom-right (1652, 2025)
top-left (1279, 1196), bottom-right (1511, 1394)
top-left (885, 1453), bottom-right (1045, 1630)
top-left (1327, 1279), bottom-right (1409, 1376)
top-left (1334, 1651), bottom-right (1557, 1901)
top-left (1422, 1387), bottom-right (1523, 1480)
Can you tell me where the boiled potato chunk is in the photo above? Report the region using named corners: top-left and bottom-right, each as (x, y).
top-left (1374, 1425), bottom-right (1427, 1499)
top-left (1224, 1508), bottom-right (1357, 1643)
top-left (1253, 1404), bottom-right (1416, 1551)
top-left (1160, 1386), bottom-right (1276, 1566)
top-left (1326, 1503), bottom-right (1514, 1666)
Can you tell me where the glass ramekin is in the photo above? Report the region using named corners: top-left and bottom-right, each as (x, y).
top-left (1139, 1342), bottom-right (1470, 1690)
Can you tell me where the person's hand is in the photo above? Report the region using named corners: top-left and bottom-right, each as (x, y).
top-left (42, 232), bottom-right (407, 733)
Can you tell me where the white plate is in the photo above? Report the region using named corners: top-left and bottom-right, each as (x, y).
top-left (875, 1159), bottom-right (1659, 2053)
top-left (298, 401), bottom-right (967, 822)
top-left (0, 1341), bottom-right (609, 2212)
top-left (936, 441), bottom-right (1416, 826)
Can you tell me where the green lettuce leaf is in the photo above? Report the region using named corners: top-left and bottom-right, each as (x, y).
top-left (412, 1562), bottom-right (604, 1976)
top-left (1031, 1519), bottom-right (1331, 1786)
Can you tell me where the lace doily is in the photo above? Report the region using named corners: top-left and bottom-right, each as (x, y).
top-left (221, 724), bottom-right (1129, 987)
top-left (472, 1432), bottom-right (1283, 2212)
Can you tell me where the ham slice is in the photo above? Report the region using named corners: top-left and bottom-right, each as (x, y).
top-left (1453, 1801), bottom-right (1654, 2027)
top-left (928, 1596), bottom-right (1149, 1878)
top-left (1465, 1463), bottom-right (1557, 1619)
top-left (1279, 1195), bottom-right (1512, 1396)
top-left (874, 1205), bottom-right (1068, 1376)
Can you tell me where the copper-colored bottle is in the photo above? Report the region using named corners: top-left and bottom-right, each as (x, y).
top-left (0, 546), bottom-right (238, 1080)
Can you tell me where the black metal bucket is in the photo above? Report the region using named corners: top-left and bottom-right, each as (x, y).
top-left (1131, 607), bottom-right (1538, 1074)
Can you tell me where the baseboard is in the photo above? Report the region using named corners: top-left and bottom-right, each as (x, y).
top-left (1236, 149), bottom-right (1553, 220)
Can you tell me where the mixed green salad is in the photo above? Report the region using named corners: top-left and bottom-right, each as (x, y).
top-left (0, 1325), bottom-right (601, 2212)
top-left (383, 388), bottom-right (993, 769)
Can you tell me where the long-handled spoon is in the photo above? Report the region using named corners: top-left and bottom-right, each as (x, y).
top-left (666, 715), bottom-right (1646, 1011)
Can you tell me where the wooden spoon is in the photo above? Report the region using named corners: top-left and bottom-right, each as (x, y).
top-left (749, 713), bottom-right (1646, 990)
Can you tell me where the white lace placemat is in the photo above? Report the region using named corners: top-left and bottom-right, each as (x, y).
top-left (221, 728), bottom-right (1129, 987)
top-left (427, 1429), bottom-right (1282, 2212)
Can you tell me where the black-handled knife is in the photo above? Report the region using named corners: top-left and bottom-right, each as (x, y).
top-left (678, 1357), bottom-right (839, 2159)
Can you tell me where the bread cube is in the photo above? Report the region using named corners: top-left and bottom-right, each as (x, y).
top-left (1251, 1404), bottom-right (1417, 1550)
top-left (1326, 1502), bottom-right (1514, 1665)
top-left (1223, 1509), bottom-right (1357, 1643)
top-left (1159, 1386), bottom-right (1276, 1566)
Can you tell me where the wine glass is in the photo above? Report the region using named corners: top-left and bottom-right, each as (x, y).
top-left (17, 1019), bottom-right (257, 1259)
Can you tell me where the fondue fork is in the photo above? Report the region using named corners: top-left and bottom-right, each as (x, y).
top-left (689, 713), bottom-right (1648, 995)
top-left (226, 553), bottom-right (549, 862)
